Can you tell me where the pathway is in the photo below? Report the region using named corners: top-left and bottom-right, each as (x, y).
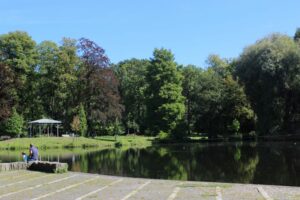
top-left (0, 170), bottom-right (299, 200)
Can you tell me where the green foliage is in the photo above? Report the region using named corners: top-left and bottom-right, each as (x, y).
top-left (158, 131), bottom-right (171, 140)
top-left (0, 63), bottom-right (14, 122)
top-left (112, 118), bottom-right (124, 138)
top-left (206, 54), bottom-right (233, 77)
top-left (4, 108), bottom-right (24, 137)
top-left (79, 104), bottom-right (88, 137)
top-left (0, 31), bottom-right (37, 80)
top-left (294, 28), bottom-right (300, 41)
top-left (182, 65), bottom-right (202, 135)
top-left (146, 48), bottom-right (185, 136)
top-left (2, 29), bottom-right (300, 139)
top-left (228, 119), bottom-right (240, 135)
top-left (114, 59), bottom-right (149, 133)
top-left (183, 60), bottom-right (254, 138)
top-left (236, 34), bottom-right (300, 135)
top-left (37, 38), bottom-right (78, 127)
top-left (54, 165), bottom-right (68, 173)
top-left (0, 31), bottom-right (38, 119)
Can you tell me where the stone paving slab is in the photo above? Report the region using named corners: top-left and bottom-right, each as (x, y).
top-left (261, 185), bottom-right (300, 200)
top-left (131, 180), bottom-right (180, 200)
top-left (0, 170), bottom-right (300, 200)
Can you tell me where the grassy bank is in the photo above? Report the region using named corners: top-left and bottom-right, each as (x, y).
top-left (0, 135), bottom-right (154, 150)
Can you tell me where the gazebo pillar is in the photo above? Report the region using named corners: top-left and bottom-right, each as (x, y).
top-left (57, 125), bottom-right (59, 137)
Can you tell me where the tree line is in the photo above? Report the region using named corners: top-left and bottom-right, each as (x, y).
top-left (1, 29), bottom-right (300, 138)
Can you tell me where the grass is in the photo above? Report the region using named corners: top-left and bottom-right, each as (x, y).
top-left (95, 135), bottom-right (154, 147)
top-left (0, 135), bottom-right (154, 150)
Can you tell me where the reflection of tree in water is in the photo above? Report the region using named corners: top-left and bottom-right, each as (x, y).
top-left (79, 147), bottom-right (188, 180)
top-left (1, 142), bottom-right (299, 185)
top-left (177, 143), bottom-right (259, 183)
top-left (252, 142), bottom-right (300, 186)
top-left (76, 143), bottom-right (259, 183)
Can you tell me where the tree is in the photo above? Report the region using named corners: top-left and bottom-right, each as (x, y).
top-left (4, 108), bottom-right (24, 137)
top-left (294, 28), bottom-right (300, 42)
top-left (36, 40), bottom-right (60, 118)
top-left (146, 48), bottom-right (185, 136)
top-left (182, 65), bottom-right (202, 135)
top-left (70, 105), bottom-right (87, 137)
top-left (236, 34), bottom-right (300, 135)
top-left (114, 59), bottom-right (149, 134)
top-left (206, 54), bottom-right (233, 77)
top-left (79, 104), bottom-right (87, 137)
top-left (70, 115), bottom-right (80, 134)
top-left (77, 38), bottom-right (122, 135)
top-left (0, 63), bottom-right (14, 122)
top-left (58, 38), bottom-right (80, 128)
top-left (37, 38), bottom-right (78, 128)
top-left (0, 31), bottom-right (38, 119)
top-left (185, 57), bottom-right (254, 138)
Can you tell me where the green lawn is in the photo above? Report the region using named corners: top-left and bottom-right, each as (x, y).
top-left (0, 135), bottom-right (154, 150)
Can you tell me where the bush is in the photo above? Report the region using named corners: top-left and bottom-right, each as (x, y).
top-left (158, 131), bottom-right (170, 140)
top-left (4, 108), bottom-right (24, 137)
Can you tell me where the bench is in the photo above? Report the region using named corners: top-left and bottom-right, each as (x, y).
top-left (0, 161), bottom-right (68, 173)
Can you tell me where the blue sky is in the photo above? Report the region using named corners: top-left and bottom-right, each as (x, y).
top-left (0, 0), bottom-right (299, 66)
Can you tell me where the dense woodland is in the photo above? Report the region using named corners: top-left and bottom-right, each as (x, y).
top-left (1, 29), bottom-right (300, 139)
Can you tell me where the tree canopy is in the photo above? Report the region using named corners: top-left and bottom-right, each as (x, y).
top-left (1, 29), bottom-right (300, 138)
top-left (236, 34), bottom-right (300, 135)
top-left (146, 48), bottom-right (185, 136)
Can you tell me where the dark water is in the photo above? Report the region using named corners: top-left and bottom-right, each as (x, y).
top-left (1, 142), bottom-right (300, 186)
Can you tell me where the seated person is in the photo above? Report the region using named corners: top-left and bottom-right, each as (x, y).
top-left (28, 144), bottom-right (39, 162)
top-left (21, 152), bottom-right (28, 162)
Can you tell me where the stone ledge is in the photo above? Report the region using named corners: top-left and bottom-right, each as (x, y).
top-left (0, 162), bottom-right (27, 171)
top-left (0, 162), bottom-right (68, 173)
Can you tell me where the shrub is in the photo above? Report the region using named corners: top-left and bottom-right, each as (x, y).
top-left (158, 131), bottom-right (170, 140)
top-left (4, 108), bottom-right (24, 137)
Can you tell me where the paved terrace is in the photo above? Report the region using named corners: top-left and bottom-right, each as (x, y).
top-left (0, 170), bottom-right (299, 200)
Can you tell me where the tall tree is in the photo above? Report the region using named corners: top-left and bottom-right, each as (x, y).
top-left (37, 38), bottom-right (78, 127)
top-left (146, 48), bottom-right (185, 136)
top-left (114, 59), bottom-right (149, 134)
top-left (36, 40), bottom-right (60, 118)
top-left (0, 31), bottom-right (37, 118)
top-left (57, 38), bottom-right (79, 128)
top-left (182, 65), bottom-right (202, 135)
top-left (236, 34), bottom-right (300, 135)
top-left (78, 38), bottom-right (122, 135)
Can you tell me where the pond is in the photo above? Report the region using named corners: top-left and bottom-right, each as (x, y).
top-left (1, 142), bottom-right (300, 186)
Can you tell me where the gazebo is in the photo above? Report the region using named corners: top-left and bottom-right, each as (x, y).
top-left (28, 118), bottom-right (62, 137)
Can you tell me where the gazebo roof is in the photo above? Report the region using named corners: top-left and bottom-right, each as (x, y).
top-left (28, 118), bottom-right (62, 124)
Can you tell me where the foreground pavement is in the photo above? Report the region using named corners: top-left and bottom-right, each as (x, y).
top-left (0, 170), bottom-right (299, 200)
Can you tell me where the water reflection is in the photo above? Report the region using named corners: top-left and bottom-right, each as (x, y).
top-left (0, 142), bottom-right (299, 186)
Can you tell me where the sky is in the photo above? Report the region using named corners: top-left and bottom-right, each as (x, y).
top-left (0, 0), bottom-right (300, 66)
